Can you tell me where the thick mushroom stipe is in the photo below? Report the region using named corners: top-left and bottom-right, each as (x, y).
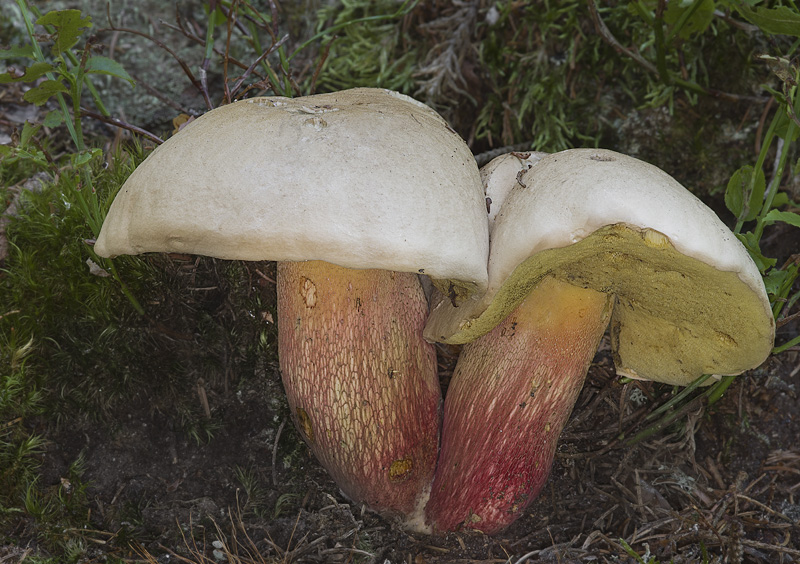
top-left (277, 260), bottom-right (440, 517)
top-left (425, 276), bottom-right (611, 534)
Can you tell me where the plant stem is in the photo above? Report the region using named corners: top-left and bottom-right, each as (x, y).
top-left (626, 395), bottom-right (706, 446)
top-left (106, 260), bottom-right (145, 316)
top-left (754, 135), bottom-right (794, 242)
top-left (734, 111), bottom-right (780, 234)
top-left (773, 334), bottom-right (800, 354)
top-left (16, 0), bottom-right (81, 148)
top-left (705, 374), bottom-right (736, 406)
top-left (653, 0), bottom-right (670, 85)
top-left (753, 69), bottom-right (800, 240)
top-left (643, 373), bottom-right (711, 422)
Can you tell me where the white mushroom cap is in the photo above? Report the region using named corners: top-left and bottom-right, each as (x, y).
top-left (424, 148), bottom-right (775, 386)
top-left (95, 88), bottom-right (488, 296)
top-left (482, 151), bottom-right (547, 228)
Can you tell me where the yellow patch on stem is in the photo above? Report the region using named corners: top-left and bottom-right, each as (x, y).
top-left (389, 457), bottom-right (414, 482)
top-left (296, 407), bottom-right (314, 443)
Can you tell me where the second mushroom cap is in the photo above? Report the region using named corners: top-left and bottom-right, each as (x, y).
top-left (424, 148), bottom-right (775, 385)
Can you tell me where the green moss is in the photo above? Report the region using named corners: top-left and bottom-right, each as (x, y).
top-left (0, 143), bottom-right (279, 551)
top-left (473, 0), bottom-right (605, 151)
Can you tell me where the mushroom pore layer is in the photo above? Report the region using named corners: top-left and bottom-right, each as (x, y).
top-left (433, 223), bottom-right (773, 386)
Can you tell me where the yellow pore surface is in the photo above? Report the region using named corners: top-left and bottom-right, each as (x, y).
top-left (460, 224), bottom-right (774, 386)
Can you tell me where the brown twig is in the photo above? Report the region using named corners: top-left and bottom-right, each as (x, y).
top-left (170, 5), bottom-right (289, 101)
top-left (102, 4), bottom-right (213, 110)
top-left (79, 107), bottom-right (164, 145)
top-left (272, 417), bottom-right (287, 487)
top-left (229, 33), bottom-right (290, 100)
top-left (741, 538), bottom-right (800, 558)
top-left (160, 18), bottom-right (253, 75)
top-left (777, 307), bottom-right (800, 328)
top-left (127, 71), bottom-right (196, 116)
top-left (216, 2), bottom-right (252, 37)
top-left (267, 0), bottom-right (280, 42)
top-left (155, 543), bottom-right (197, 564)
top-left (196, 378), bottom-right (211, 419)
top-left (734, 493), bottom-right (798, 524)
top-left (308, 36), bottom-right (336, 96)
top-left (222, 1), bottom-right (234, 104)
top-left (253, 268), bottom-right (276, 285)
top-left (197, 2), bottom-right (214, 104)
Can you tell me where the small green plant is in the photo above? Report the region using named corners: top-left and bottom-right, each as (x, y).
top-left (474, 0), bottom-right (603, 151)
top-left (0, 1), bottom-right (134, 235)
top-left (619, 539), bottom-right (667, 564)
top-left (163, 0), bottom-right (418, 103)
top-left (711, 49), bottom-right (800, 399)
top-left (179, 403), bottom-right (222, 445)
top-left (273, 491), bottom-right (301, 519)
top-left (726, 54), bottom-right (800, 320)
top-left (595, 1), bottom-right (800, 111)
top-left (234, 465), bottom-right (270, 517)
top-left (619, 537), bottom-right (713, 563)
top-left (3, 445), bottom-right (92, 560)
top-left (0, 336), bottom-right (45, 516)
top-left (1, 1), bottom-right (144, 315)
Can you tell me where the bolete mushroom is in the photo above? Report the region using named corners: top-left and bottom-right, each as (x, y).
top-left (94, 88), bottom-right (489, 521)
top-left (422, 148), bottom-right (775, 534)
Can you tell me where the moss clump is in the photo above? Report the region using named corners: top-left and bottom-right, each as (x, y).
top-left (0, 148), bottom-right (279, 552)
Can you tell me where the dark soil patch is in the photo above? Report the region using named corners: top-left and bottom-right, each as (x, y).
top-left (21, 344), bottom-right (799, 563)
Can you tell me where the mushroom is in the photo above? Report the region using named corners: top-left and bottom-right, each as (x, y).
top-left (94, 88), bottom-right (489, 521)
top-left (422, 148), bottom-right (775, 534)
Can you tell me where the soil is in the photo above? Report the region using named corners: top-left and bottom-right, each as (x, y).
top-left (22, 340), bottom-right (800, 563)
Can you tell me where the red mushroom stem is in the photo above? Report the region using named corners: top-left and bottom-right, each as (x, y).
top-left (277, 260), bottom-right (441, 517)
top-left (425, 276), bottom-right (612, 534)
